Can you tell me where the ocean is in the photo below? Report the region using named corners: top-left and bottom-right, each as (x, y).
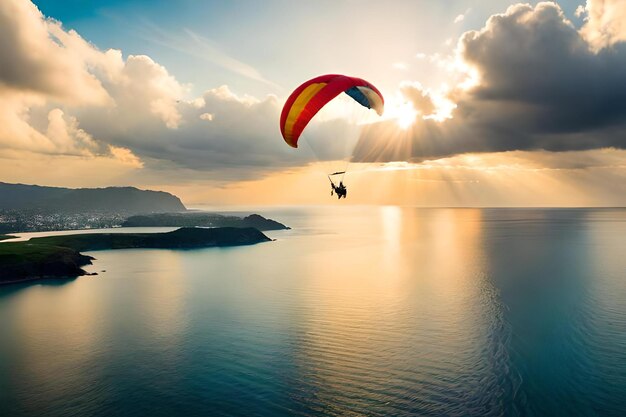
top-left (1, 207), bottom-right (625, 416)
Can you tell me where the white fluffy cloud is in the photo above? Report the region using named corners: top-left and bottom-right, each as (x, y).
top-left (0, 0), bottom-right (326, 182)
top-left (0, 0), bottom-right (109, 105)
top-left (0, 0), bottom-right (279, 179)
top-left (579, 0), bottom-right (626, 49)
top-left (45, 108), bottom-right (98, 155)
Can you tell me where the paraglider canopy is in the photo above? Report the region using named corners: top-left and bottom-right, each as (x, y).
top-left (280, 74), bottom-right (384, 148)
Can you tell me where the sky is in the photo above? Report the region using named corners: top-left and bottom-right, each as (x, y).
top-left (1, 0), bottom-right (625, 206)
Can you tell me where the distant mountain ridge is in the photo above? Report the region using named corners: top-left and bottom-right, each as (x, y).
top-left (0, 182), bottom-right (186, 213)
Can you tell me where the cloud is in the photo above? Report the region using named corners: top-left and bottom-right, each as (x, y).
top-left (2, 0), bottom-right (625, 202)
top-left (0, 0), bottom-right (110, 105)
top-left (399, 83), bottom-right (436, 116)
top-left (81, 53), bottom-right (187, 130)
top-left (0, 0), bottom-right (182, 165)
top-left (579, 0), bottom-right (626, 49)
top-left (392, 62), bottom-right (408, 70)
top-left (45, 108), bottom-right (98, 155)
top-left (454, 8), bottom-right (471, 24)
top-left (355, 2), bottom-right (626, 162)
top-left (75, 83), bottom-right (322, 180)
top-left (0, 0), bottom-right (298, 181)
top-left (0, 0), bottom-right (331, 183)
top-left (109, 145), bottom-right (144, 168)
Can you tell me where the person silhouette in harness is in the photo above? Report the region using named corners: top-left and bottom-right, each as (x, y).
top-left (330, 180), bottom-right (347, 199)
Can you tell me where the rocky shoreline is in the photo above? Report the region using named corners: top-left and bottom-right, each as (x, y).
top-left (0, 245), bottom-right (94, 284)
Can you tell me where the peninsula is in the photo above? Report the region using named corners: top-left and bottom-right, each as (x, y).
top-left (0, 227), bottom-right (271, 285)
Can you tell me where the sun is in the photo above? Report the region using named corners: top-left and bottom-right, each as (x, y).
top-left (393, 101), bottom-right (418, 129)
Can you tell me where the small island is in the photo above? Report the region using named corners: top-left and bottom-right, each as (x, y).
top-left (122, 213), bottom-right (290, 231)
top-left (0, 227), bottom-right (271, 285)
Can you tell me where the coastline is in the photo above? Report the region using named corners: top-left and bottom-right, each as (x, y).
top-left (0, 274), bottom-right (86, 286)
top-left (0, 227), bottom-right (273, 286)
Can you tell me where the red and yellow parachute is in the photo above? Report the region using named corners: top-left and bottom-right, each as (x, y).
top-left (280, 74), bottom-right (384, 148)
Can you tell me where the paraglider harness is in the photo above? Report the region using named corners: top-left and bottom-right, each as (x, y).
top-left (329, 174), bottom-right (347, 199)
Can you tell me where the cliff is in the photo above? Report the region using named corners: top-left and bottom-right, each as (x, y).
top-left (0, 243), bottom-right (94, 284)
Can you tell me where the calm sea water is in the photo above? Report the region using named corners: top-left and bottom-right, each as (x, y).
top-left (1, 207), bottom-right (625, 416)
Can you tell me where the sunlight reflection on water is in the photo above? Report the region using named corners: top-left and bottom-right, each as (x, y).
top-left (1, 207), bottom-right (625, 416)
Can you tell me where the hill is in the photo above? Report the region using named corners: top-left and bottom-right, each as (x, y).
top-left (0, 182), bottom-right (186, 213)
top-left (29, 227), bottom-right (272, 251)
top-left (0, 244), bottom-right (94, 284)
top-left (122, 213), bottom-right (290, 231)
top-left (0, 227), bottom-right (271, 284)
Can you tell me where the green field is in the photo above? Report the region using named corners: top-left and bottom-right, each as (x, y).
top-left (0, 241), bottom-right (93, 284)
top-left (0, 242), bottom-right (81, 262)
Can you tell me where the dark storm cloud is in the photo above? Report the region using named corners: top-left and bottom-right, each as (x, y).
top-left (354, 2), bottom-right (626, 163)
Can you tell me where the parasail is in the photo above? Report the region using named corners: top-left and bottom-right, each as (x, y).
top-left (280, 74), bottom-right (384, 148)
